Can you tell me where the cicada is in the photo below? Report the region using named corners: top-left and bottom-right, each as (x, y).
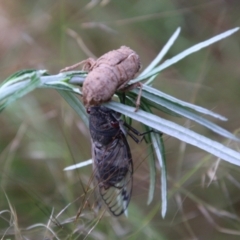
top-left (88, 106), bottom-right (133, 216)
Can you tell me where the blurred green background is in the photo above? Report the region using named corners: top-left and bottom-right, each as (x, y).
top-left (0, 1), bottom-right (240, 239)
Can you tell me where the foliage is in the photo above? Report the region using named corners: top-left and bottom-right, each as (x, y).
top-left (1, 28), bottom-right (239, 223)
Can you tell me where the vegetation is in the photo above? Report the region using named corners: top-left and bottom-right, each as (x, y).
top-left (0, 1), bottom-right (240, 239)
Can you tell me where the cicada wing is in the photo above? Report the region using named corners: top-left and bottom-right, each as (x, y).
top-left (92, 136), bottom-right (133, 216)
top-left (99, 167), bottom-right (132, 216)
top-left (91, 139), bottom-right (103, 212)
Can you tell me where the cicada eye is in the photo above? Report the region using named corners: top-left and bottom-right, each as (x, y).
top-left (111, 121), bottom-right (119, 128)
top-left (86, 108), bottom-right (91, 114)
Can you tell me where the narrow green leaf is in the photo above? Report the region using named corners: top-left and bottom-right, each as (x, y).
top-left (127, 92), bottom-right (181, 117)
top-left (140, 27), bottom-right (181, 77)
top-left (145, 75), bottom-right (157, 86)
top-left (0, 69), bottom-right (44, 87)
top-left (146, 143), bottom-right (156, 206)
top-left (43, 81), bottom-right (81, 95)
top-left (142, 84), bottom-right (227, 121)
top-left (105, 101), bottom-right (240, 166)
top-left (0, 70), bottom-right (76, 103)
top-left (140, 103), bottom-right (157, 205)
top-left (131, 88), bottom-right (238, 141)
top-left (0, 72), bottom-right (41, 112)
top-left (64, 159), bottom-right (92, 171)
top-left (151, 132), bottom-right (167, 218)
top-left (0, 81), bottom-right (31, 102)
top-left (131, 27), bottom-right (239, 83)
top-left (57, 90), bottom-right (88, 127)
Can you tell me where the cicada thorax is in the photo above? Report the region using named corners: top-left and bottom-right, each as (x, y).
top-left (88, 106), bottom-right (133, 216)
top-left (88, 106), bottom-right (121, 145)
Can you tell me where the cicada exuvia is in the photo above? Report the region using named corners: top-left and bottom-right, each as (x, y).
top-left (88, 106), bottom-right (133, 216)
top-left (60, 46), bottom-right (142, 110)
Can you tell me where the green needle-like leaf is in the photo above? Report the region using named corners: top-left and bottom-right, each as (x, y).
top-left (150, 132), bottom-right (167, 218)
top-left (105, 101), bottom-right (240, 166)
top-left (130, 87), bottom-right (238, 141)
top-left (132, 27), bottom-right (239, 83)
top-left (57, 90), bottom-right (88, 127)
top-left (0, 72), bottom-right (42, 112)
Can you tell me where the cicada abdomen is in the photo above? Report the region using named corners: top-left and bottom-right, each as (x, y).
top-left (88, 106), bottom-right (133, 216)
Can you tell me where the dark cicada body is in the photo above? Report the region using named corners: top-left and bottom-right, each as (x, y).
top-left (88, 106), bottom-right (133, 216)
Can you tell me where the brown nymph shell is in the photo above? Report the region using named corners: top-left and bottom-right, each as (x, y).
top-left (82, 46), bottom-right (141, 107)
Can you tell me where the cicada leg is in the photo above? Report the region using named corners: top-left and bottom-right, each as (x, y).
top-left (60, 58), bottom-right (96, 72)
top-left (119, 82), bottom-right (143, 112)
top-left (123, 122), bottom-right (163, 144)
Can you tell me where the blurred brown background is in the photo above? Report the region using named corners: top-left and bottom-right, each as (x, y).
top-left (0, 1), bottom-right (240, 239)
